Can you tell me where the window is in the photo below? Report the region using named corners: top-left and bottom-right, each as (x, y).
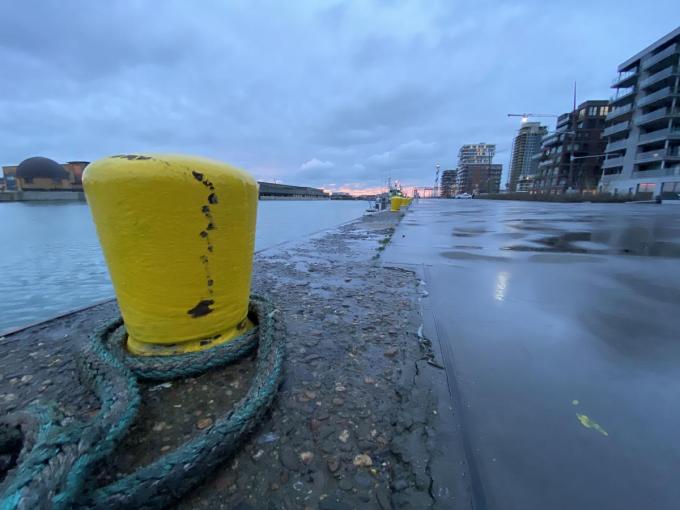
top-left (638, 183), bottom-right (655, 193)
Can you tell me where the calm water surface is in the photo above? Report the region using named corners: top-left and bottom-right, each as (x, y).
top-left (0, 200), bottom-right (366, 332)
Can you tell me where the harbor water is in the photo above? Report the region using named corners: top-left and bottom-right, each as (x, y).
top-left (0, 200), bottom-right (366, 333)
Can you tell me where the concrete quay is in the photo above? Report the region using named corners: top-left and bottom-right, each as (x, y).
top-left (0, 211), bottom-right (450, 509)
top-left (0, 190), bottom-right (86, 202)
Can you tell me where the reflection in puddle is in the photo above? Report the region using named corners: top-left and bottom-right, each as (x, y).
top-left (494, 271), bottom-right (510, 301)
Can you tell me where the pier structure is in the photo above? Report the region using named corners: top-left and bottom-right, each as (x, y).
top-left (257, 181), bottom-right (329, 200)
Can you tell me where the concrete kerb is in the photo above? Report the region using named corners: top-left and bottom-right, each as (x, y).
top-left (380, 201), bottom-right (478, 510)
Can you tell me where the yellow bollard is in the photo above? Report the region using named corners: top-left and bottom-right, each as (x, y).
top-left (83, 154), bottom-right (258, 355)
top-left (390, 196), bottom-right (402, 212)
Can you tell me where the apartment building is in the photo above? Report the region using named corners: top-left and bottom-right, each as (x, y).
top-left (440, 169), bottom-right (458, 197)
top-left (599, 26), bottom-right (680, 199)
top-left (455, 144), bottom-right (501, 194)
top-left (509, 122), bottom-right (548, 192)
top-left (456, 164), bottom-right (502, 194)
top-left (532, 100), bottom-right (609, 194)
top-left (457, 143), bottom-right (495, 165)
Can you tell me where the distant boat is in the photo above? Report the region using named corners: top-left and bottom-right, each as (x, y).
top-left (455, 193), bottom-right (473, 199)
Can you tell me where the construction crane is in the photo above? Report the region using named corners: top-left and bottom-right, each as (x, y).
top-left (507, 113), bottom-right (559, 123)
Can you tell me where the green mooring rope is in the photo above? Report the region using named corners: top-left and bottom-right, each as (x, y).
top-left (0, 295), bottom-right (284, 510)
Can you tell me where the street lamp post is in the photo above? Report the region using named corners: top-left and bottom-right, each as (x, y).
top-left (434, 163), bottom-right (440, 198)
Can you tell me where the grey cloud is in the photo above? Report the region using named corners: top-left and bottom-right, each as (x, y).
top-left (0, 1), bottom-right (678, 191)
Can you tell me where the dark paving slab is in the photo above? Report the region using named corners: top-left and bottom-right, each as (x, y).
top-left (383, 199), bottom-right (680, 510)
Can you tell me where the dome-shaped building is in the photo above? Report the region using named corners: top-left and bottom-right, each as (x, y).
top-left (16, 157), bottom-right (71, 191)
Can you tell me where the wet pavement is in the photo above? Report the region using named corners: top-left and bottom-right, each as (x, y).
top-left (383, 199), bottom-right (680, 510)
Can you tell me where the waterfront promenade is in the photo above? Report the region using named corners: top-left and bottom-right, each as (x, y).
top-left (383, 199), bottom-right (680, 510)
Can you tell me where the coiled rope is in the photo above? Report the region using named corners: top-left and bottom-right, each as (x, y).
top-left (0, 295), bottom-right (284, 510)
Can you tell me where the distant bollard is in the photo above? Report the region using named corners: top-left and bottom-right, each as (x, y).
top-left (390, 196), bottom-right (402, 212)
top-left (83, 154), bottom-right (258, 355)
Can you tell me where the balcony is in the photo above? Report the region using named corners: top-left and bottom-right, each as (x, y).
top-left (642, 44), bottom-right (679, 71)
top-left (606, 103), bottom-right (632, 121)
top-left (611, 69), bottom-right (638, 88)
top-left (637, 86), bottom-right (674, 108)
top-left (605, 139), bottom-right (629, 152)
top-left (599, 174), bottom-right (621, 187)
top-left (538, 154), bottom-right (561, 168)
top-left (638, 128), bottom-right (680, 144)
top-left (603, 121), bottom-right (630, 137)
top-left (634, 107), bottom-right (680, 126)
top-left (610, 87), bottom-right (636, 105)
top-left (640, 65), bottom-right (678, 89)
top-left (636, 149), bottom-right (667, 162)
top-left (602, 156), bottom-right (625, 168)
top-left (541, 132), bottom-right (560, 145)
top-left (631, 166), bottom-right (680, 179)
top-left (635, 147), bottom-right (680, 163)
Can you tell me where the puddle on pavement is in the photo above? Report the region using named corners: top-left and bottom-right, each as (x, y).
top-left (440, 251), bottom-right (509, 262)
top-left (452, 227), bottom-right (488, 237)
top-left (504, 216), bottom-right (604, 224)
top-left (496, 232), bottom-right (527, 239)
top-left (506, 223), bottom-right (566, 233)
top-left (613, 273), bottom-right (680, 305)
top-left (503, 229), bottom-right (680, 258)
top-left (503, 232), bottom-right (595, 254)
top-left (442, 209), bottom-right (483, 216)
top-left (528, 254), bottom-right (604, 263)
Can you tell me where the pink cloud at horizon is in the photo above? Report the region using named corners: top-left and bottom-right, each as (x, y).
top-left (323, 185), bottom-right (425, 197)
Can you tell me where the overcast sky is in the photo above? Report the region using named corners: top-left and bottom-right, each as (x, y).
top-left (0, 2), bottom-right (677, 193)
